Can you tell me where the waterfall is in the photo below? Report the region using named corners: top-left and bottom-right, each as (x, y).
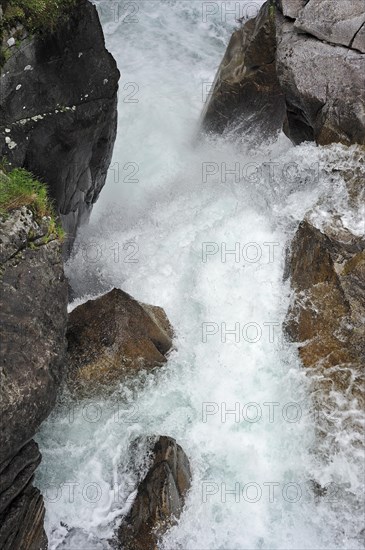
top-left (35, 2), bottom-right (364, 548)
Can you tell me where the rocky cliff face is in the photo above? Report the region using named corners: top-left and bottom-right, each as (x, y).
top-left (0, 1), bottom-right (120, 547)
top-left (202, 0), bottom-right (365, 146)
top-left (0, 0), bottom-right (120, 248)
top-left (284, 150), bottom-right (365, 455)
top-left (0, 207), bottom-right (68, 549)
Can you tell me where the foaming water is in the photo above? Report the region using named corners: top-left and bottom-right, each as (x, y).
top-left (35, 2), bottom-right (364, 549)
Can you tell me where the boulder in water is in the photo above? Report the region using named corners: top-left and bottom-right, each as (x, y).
top-left (66, 288), bottom-right (174, 395)
top-left (114, 436), bottom-right (191, 550)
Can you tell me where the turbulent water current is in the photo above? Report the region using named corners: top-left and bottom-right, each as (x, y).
top-left (35, 1), bottom-right (364, 548)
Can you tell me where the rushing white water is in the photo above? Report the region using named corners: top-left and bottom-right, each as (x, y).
top-left (35, 1), bottom-right (364, 549)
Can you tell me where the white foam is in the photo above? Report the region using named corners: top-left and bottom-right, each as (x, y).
top-left (36, 2), bottom-right (365, 549)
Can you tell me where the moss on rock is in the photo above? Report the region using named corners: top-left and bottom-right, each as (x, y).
top-left (1, 0), bottom-right (78, 35)
top-left (0, 167), bottom-right (65, 241)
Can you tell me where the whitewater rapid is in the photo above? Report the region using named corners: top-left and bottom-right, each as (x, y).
top-left (35, 1), bottom-right (364, 549)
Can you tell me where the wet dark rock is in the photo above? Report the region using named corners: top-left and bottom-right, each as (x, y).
top-left (0, 208), bottom-right (68, 549)
top-left (0, 440), bottom-right (46, 550)
top-left (0, 0), bottom-right (120, 248)
top-left (114, 436), bottom-right (191, 550)
top-left (0, 208), bottom-right (68, 463)
top-left (67, 288), bottom-right (174, 396)
top-left (201, 2), bottom-right (286, 143)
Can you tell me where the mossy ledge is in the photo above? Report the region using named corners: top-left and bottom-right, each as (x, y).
top-left (1, 0), bottom-right (78, 35)
top-left (0, 0), bottom-right (78, 65)
top-left (0, 166), bottom-right (65, 242)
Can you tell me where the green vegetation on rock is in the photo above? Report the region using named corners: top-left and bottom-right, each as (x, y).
top-left (269, 1), bottom-right (276, 18)
top-left (0, 167), bottom-right (65, 240)
top-left (1, 0), bottom-right (78, 34)
top-left (0, 0), bottom-right (78, 64)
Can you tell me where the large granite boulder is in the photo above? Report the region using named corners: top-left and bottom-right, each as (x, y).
top-left (0, 0), bottom-right (120, 248)
top-left (0, 207), bottom-right (68, 548)
top-left (114, 436), bottom-right (191, 550)
top-left (295, 0), bottom-right (365, 52)
top-left (201, 1), bottom-right (287, 142)
top-left (284, 165), bottom-right (365, 451)
top-left (67, 289), bottom-right (174, 395)
top-left (202, 0), bottom-right (365, 146)
top-left (276, 13), bottom-right (365, 145)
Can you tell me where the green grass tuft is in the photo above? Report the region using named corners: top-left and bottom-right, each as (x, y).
top-left (1, 0), bottom-right (78, 37)
top-left (0, 167), bottom-right (65, 241)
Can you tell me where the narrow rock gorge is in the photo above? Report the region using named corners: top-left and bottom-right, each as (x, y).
top-left (1, 1), bottom-right (364, 549)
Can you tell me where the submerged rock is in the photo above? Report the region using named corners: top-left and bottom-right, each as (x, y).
top-left (114, 436), bottom-right (191, 550)
top-left (202, 0), bottom-right (365, 146)
top-left (0, 0), bottom-right (120, 248)
top-left (284, 166), bottom-right (365, 451)
top-left (67, 289), bottom-right (174, 395)
top-left (0, 208), bottom-right (68, 549)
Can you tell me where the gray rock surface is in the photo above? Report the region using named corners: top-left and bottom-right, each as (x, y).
top-left (0, 207), bottom-right (68, 462)
top-left (352, 22), bottom-right (365, 53)
top-left (202, 1), bottom-right (365, 145)
top-left (0, 0), bottom-right (120, 248)
top-left (295, 0), bottom-right (365, 51)
top-left (277, 0), bottom-right (308, 20)
top-left (276, 14), bottom-right (365, 145)
top-left (115, 436), bottom-right (191, 550)
top-left (0, 207), bottom-right (68, 549)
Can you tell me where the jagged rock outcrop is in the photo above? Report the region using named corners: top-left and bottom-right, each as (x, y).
top-left (276, 12), bottom-right (365, 145)
top-left (115, 436), bottom-right (191, 550)
top-left (284, 165), bottom-right (365, 452)
top-left (0, 440), bottom-right (47, 550)
top-left (201, 1), bottom-right (287, 141)
top-left (67, 288), bottom-right (174, 396)
top-left (0, 207), bottom-right (68, 548)
top-left (202, 0), bottom-right (365, 146)
top-left (0, 0), bottom-right (120, 248)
